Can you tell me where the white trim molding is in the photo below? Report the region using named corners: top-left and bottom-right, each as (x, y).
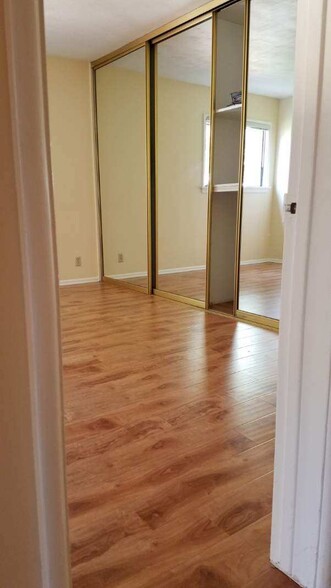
top-left (108, 271), bottom-right (148, 280)
top-left (240, 258), bottom-right (282, 266)
top-left (1, 0), bottom-right (71, 586)
top-left (243, 186), bottom-right (271, 194)
top-left (271, 0), bottom-right (331, 587)
top-left (108, 265), bottom-right (206, 280)
top-left (158, 265), bottom-right (206, 275)
top-left (59, 276), bottom-right (100, 286)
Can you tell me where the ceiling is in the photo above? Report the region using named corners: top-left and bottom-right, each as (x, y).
top-left (248, 0), bottom-right (297, 97)
top-left (44, 0), bottom-right (209, 60)
top-left (45, 0), bottom-right (297, 98)
top-left (104, 21), bottom-right (213, 87)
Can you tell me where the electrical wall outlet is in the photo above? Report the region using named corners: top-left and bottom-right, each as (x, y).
top-left (75, 256), bottom-right (82, 267)
top-left (118, 253), bottom-right (124, 263)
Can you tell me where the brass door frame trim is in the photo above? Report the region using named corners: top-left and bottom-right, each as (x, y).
top-left (91, 67), bottom-right (105, 280)
top-left (153, 289), bottom-right (206, 309)
top-left (145, 43), bottom-right (153, 294)
top-left (236, 309), bottom-right (279, 332)
top-left (92, 42), bottom-right (146, 70)
top-left (234, 0), bottom-right (251, 311)
top-left (152, 13), bottom-right (213, 45)
top-left (205, 11), bottom-right (218, 308)
top-left (92, 0), bottom-right (236, 70)
top-left (153, 44), bottom-right (159, 287)
top-left (103, 276), bottom-right (148, 294)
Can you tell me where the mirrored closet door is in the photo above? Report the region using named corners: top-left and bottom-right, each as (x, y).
top-left (155, 19), bottom-right (212, 305)
top-left (96, 47), bottom-right (149, 290)
top-left (208, 0), bottom-right (245, 315)
top-left (238, 0), bottom-right (297, 321)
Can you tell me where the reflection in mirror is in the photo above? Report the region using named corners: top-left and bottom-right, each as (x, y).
top-left (239, 0), bottom-right (297, 320)
top-left (209, 1), bottom-right (245, 315)
top-left (156, 19), bottom-right (212, 302)
top-left (96, 48), bottom-right (148, 288)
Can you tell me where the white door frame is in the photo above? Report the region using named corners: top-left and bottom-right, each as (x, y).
top-left (271, 0), bottom-right (331, 586)
top-left (1, 0), bottom-right (71, 586)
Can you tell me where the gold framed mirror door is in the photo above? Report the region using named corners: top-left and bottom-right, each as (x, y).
top-left (95, 46), bottom-right (151, 293)
top-left (236, 0), bottom-right (297, 328)
top-left (153, 17), bottom-right (213, 308)
top-left (207, 0), bottom-right (246, 317)
top-left (92, 0), bottom-right (297, 330)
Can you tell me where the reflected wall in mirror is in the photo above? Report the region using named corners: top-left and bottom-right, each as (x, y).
top-left (209, 1), bottom-right (245, 315)
top-left (96, 48), bottom-right (148, 289)
top-left (156, 19), bottom-right (212, 303)
top-left (239, 0), bottom-right (297, 320)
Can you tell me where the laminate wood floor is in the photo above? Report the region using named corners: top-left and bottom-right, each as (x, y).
top-left (60, 282), bottom-right (296, 588)
top-left (238, 263), bottom-right (282, 320)
top-left (125, 263), bottom-right (282, 319)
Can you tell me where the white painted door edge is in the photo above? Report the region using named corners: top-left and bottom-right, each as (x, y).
top-left (3, 0), bottom-right (71, 586)
top-left (271, 0), bottom-right (331, 587)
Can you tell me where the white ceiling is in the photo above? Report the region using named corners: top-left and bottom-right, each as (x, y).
top-left (248, 0), bottom-right (297, 98)
top-left (44, 0), bottom-right (209, 60)
top-left (107, 21), bottom-right (213, 87)
top-left (45, 0), bottom-right (297, 98)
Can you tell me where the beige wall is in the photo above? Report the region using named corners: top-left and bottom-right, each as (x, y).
top-left (96, 71), bottom-right (289, 274)
top-left (269, 96), bottom-right (293, 259)
top-left (96, 59), bottom-right (148, 278)
top-left (158, 76), bottom-right (210, 271)
top-left (47, 56), bottom-right (291, 279)
top-left (96, 66), bottom-right (210, 276)
top-left (47, 56), bottom-right (99, 281)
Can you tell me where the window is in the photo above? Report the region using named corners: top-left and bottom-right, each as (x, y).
top-left (243, 122), bottom-right (270, 189)
top-left (202, 114), bottom-right (211, 190)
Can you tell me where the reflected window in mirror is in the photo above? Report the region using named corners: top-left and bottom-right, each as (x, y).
top-left (202, 114), bottom-right (211, 191)
top-left (243, 122), bottom-right (270, 189)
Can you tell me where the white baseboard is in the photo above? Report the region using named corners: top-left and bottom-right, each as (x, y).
top-left (159, 265), bottom-right (206, 275)
top-left (240, 258), bottom-right (282, 266)
top-left (109, 265), bottom-right (206, 280)
top-left (64, 262), bottom-right (281, 284)
top-left (59, 277), bottom-right (100, 286)
top-left (107, 271), bottom-right (147, 280)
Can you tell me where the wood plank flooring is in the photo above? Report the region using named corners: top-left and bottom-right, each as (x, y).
top-left (125, 262), bottom-right (282, 319)
top-left (157, 270), bottom-right (207, 302)
top-left (60, 282), bottom-right (296, 588)
top-left (238, 263), bottom-right (282, 320)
